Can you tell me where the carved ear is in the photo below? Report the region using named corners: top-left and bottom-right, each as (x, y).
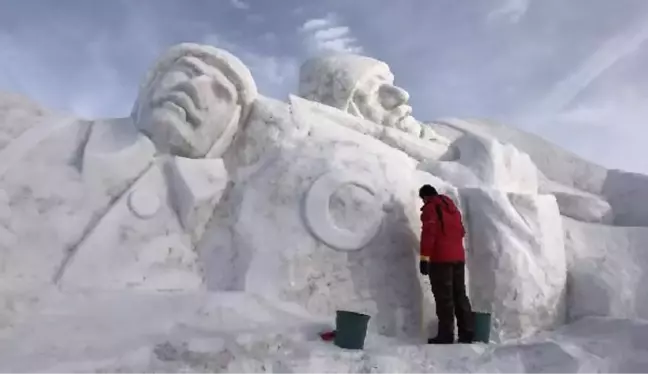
top-left (204, 105), bottom-right (241, 159)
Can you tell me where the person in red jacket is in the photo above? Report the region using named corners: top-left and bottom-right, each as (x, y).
top-left (418, 184), bottom-right (474, 344)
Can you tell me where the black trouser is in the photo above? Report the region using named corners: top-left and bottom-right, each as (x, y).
top-left (428, 262), bottom-right (474, 340)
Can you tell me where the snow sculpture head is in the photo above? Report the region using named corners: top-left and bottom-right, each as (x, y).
top-left (298, 54), bottom-right (419, 132)
top-left (132, 43), bottom-right (258, 158)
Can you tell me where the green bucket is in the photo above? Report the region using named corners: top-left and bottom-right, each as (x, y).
top-left (472, 311), bottom-right (492, 343)
top-left (334, 310), bottom-right (371, 350)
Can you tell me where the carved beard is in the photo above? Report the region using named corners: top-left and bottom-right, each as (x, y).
top-left (396, 115), bottom-right (422, 136)
top-left (347, 101), bottom-right (363, 119)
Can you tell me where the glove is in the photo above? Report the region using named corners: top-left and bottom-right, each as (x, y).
top-left (419, 260), bottom-right (429, 276)
top-left (319, 331), bottom-right (336, 342)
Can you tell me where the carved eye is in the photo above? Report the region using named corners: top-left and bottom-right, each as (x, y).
top-left (176, 56), bottom-right (207, 77)
top-left (378, 84), bottom-right (409, 110)
top-left (153, 71), bottom-right (189, 97)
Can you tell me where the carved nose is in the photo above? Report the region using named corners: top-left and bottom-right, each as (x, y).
top-left (177, 77), bottom-right (210, 110)
top-left (379, 85), bottom-right (410, 109)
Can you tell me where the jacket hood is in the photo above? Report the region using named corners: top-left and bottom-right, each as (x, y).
top-left (423, 194), bottom-right (459, 214)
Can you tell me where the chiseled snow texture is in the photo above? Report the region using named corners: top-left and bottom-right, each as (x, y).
top-left (58, 159), bottom-right (203, 291)
top-left (602, 169), bottom-right (648, 226)
top-left (433, 117), bottom-right (648, 227)
top-left (551, 188), bottom-right (614, 224)
top-left (166, 156), bottom-right (229, 243)
top-left (299, 54), bottom-right (391, 112)
top-left (463, 188), bottom-right (567, 342)
top-left (564, 217), bottom-right (648, 321)
top-left (432, 118), bottom-right (609, 195)
top-left (419, 134), bottom-right (539, 194)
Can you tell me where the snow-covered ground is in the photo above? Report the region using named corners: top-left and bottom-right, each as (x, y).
top-left (1, 290), bottom-right (647, 372)
top-left (2, 44), bottom-right (648, 372)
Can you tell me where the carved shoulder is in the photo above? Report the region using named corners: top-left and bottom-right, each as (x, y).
top-left (0, 92), bottom-right (56, 152)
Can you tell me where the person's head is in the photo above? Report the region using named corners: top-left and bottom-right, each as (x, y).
top-left (418, 184), bottom-right (438, 202)
top-left (132, 43), bottom-right (258, 158)
top-left (298, 54), bottom-right (418, 131)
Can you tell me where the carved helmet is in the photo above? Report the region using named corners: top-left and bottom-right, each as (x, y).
top-left (298, 54), bottom-right (392, 112)
top-left (132, 43), bottom-right (258, 124)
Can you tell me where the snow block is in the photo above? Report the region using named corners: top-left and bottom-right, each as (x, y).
top-left (603, 169), bottom-right (648, 226)
top-left (552, 191), bottom-right (613, 224)
top-left (564, 218), bottom-right (648, 321)
top-left (462, 188), bottom-right (566, 342)
top-left (420, 134), bottom-right (539, 194)
top-left (165, 156), bottom-right (229, 243)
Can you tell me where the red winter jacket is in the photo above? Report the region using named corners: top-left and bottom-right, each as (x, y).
top-left (420, 194), bottom-right (466, 263)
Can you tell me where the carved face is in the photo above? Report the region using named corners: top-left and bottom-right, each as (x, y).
top-left (350, 71), bottom-right (420, 134)
top-left (136, 55), bottom-right (241, 158)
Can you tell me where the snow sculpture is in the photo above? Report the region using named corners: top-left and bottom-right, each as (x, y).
top-left (3, 44), bottom-right (648, 372)
top-left (420, 134), bottom-right (539, 194)
top-left (423, 120), bottom-right (648, 323)
top-left (298, 53), bottom-right (648, 332)
top-left (602, 170), bottom-right (648, 226)
top-left (198, 91), bottom-right (429, 338)
top-left (0, 43), bottom-right (257, 292)
top-left (59, 158), bottom-right (204, 291)
top-left (563, 218), bottom-right (648, 321)
top-left (297, 54), bottom-right (570, 340)
top-left (463, 188), bottom-right (566, 342)
top-left (132, 44), bottom-right (256, 159)
top-left (4, 43), bottom-right (648, 345)
top-left (299, 54), bottom-right (445, 144)
top-left (432, 118), bottom-right (648, 227)
top-left (166, 156), bottom-right (230, 244)
top-left (551, 189), bottom-right (613, 224)
top-left (303, 170), bottom-right (386, 251)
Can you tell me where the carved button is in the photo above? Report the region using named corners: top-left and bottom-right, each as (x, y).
top-left (304, 170), bottom-right (385, 251)
top-left (128, 188), bottom-right (160, 219)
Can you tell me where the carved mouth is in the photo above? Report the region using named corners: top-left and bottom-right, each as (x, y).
top-left (158, 91), bottom-right (202, 129)
top-left (392, 106), bottom-right (413, 127)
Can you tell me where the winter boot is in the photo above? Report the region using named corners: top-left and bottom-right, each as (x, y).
top-left (457, 331), bottom-right (474, 344)
top-left (427, 334), bottom-right (454, 344)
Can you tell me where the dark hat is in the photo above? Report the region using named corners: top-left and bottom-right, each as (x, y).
top-left (419, 184), bottom-right (438, 198)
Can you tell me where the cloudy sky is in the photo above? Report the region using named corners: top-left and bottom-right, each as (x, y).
top-left (0, 0), bottom-right (647, 173)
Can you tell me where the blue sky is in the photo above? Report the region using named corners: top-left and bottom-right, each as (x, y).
top-left (0, 0), bottom-right (647, 173)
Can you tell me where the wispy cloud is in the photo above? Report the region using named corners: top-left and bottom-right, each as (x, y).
top-left (529, 18), bottom-right (648, 123)
top-left (302, 18), bottom-right (330, 31)
top-left (299, 13), bottom-right (363, 54)
top-left (487, 0), bottom-right (530, 24)
top-left (230, 0), bottom-right (249, 10)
